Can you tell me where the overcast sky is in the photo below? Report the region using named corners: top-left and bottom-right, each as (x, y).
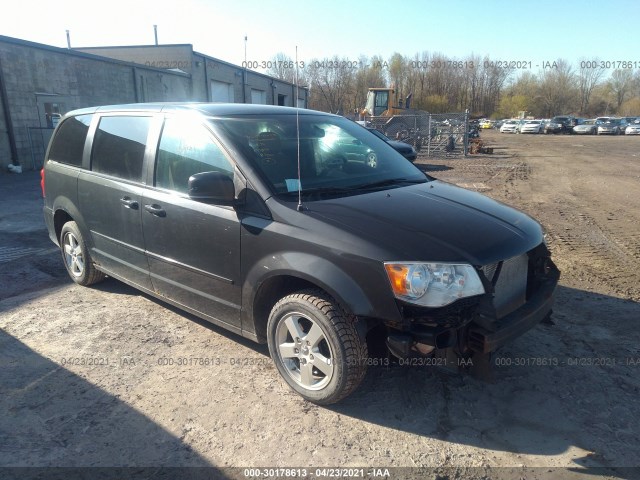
top-left (1, 0), bottom-right (638, 72)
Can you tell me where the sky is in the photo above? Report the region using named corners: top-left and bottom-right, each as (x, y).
top-left (1, 0), bottom-right (638, 75)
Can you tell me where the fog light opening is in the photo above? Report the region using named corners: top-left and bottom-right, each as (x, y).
top-left (413, 342), bottom-right (435, 355)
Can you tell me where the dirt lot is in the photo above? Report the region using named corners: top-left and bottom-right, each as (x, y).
top-left (1, 131), bottom-right (639, 479)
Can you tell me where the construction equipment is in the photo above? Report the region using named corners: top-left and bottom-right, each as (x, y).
top-left (359, 88), bottom-right (429, 146)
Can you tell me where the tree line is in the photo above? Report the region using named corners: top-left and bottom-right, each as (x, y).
top-left (267, 52), bottom-right (640, 118)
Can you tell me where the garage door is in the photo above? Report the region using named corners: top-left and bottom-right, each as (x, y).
top-left (251, 89), bottom-right (266, 104)
top-left (211, 81), bottom-right (234, 103)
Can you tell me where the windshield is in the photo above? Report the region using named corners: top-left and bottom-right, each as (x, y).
top-left (211, 114), bottom-right (427, 198)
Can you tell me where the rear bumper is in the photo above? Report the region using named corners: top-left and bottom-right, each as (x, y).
top-left (468, 261), bottom-right (560, 353)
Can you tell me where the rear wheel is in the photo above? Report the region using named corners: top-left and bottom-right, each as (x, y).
top-left (267, 290), bottom-right (368, 404)
top-left (60, 221), bottom-right (105, 286)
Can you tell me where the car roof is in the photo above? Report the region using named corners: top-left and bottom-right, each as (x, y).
top-left (65, 102), bottom-right (332, 118)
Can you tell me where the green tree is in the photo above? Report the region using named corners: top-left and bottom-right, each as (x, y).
top-left (495, 94), bottom-right (530, 118)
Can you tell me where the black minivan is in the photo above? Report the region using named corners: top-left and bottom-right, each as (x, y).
top-left (42, 103), bottom-right (559, 404)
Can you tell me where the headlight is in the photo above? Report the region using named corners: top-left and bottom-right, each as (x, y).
top-left (384, 262), bottom-right (485, 307)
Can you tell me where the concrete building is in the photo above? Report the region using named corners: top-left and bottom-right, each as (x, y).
top-left (0, 35), bottom-right (308, 171)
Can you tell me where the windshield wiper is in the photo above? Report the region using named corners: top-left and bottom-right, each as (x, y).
top-left (277, 178), bottom-right (427, 197)
top-left (349, 178), bottom-right (427, 190)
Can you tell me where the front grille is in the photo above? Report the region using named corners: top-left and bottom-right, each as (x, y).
top-left (481, 262), bottom-right (499, 282)
top-left (492, 253), bottom-right (528, 318)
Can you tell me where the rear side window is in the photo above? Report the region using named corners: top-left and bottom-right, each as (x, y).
top-left (48, 114), bottom-right (93, 167)
top-left (91, 116), bottom-right (152, 182)
top-left (155, 118), bottom-right (233, 194)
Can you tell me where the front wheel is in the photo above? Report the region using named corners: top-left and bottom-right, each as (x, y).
top-left (267, 290), bottom-right (368, 404)
top-left (60, 221), bottom-right (106, 286)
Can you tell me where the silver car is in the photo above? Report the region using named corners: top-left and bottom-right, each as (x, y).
top-left (573, 120), bottom-right (597, 135)
top-left (597, 119), bottom-right (622, 135)
top-left (625, 122), bottom-right (640, 135)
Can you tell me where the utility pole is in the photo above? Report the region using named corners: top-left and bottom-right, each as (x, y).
top-left (242, 35), bottom-right (247, 103)
top-left (154, 25), bottom-right (158, 46)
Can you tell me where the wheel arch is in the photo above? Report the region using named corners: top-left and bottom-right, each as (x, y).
top-left (241, 254), bottom-right (380, 343)
top-left (51, 197), bottom-right (91, 245)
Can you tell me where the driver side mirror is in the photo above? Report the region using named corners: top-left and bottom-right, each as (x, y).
top-left (188, 171), bottom-right (235, 205)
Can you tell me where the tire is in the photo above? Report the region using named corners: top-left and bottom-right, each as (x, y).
top-left (267, 289), bottom-right (368, 405)
top-left (60, 221), bottom-right (106, 286)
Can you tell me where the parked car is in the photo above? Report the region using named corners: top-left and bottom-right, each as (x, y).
top-left (42, 103), bottom-right (559, 405)
top-left (366, 127), bottom-right (418, 162)
top-left (479, 119), bottom-right (493, 129)
top-left (573, 119), bottom-right (597, 135)
top-left (500, 119), bottom-right (519, 133)
top-left (616, 118), bottom-right (631, 133)
top-left (493, 119), bottom-right (507, 130)
top-left (519, 120), bottom-right (544, 134)
top-left (545, 116), bottom-right (576, 134)
top-left (597, 118), bottom-right (623, 135)
top-left (625, 122), bottom-right (640, 135)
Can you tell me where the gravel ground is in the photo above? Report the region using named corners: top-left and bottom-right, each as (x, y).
top-left (1, 131), bottom-right (639, 480)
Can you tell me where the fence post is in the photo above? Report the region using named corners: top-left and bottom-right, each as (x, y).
top-left (427, 114), bottom-right (431, 157)
top-left (463, 109), bottom-right (469, 156)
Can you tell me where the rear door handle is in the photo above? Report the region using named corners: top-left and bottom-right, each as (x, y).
top-left (120, 196), bottom-right (139, 209)
top-left (144, 204), bottom-right (166, 217)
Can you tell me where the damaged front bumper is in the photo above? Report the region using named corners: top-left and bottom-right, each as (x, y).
top-left (385, 245), bottom-right (560, 359)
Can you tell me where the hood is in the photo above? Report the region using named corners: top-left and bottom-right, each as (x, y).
top-left (299, 181), bottom-right (543, 265)
top-left (386, 139), bottom-right (414, 152)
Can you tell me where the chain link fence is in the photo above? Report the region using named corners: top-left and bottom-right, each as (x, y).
top-left (363, 111), bottom-right (470, 157)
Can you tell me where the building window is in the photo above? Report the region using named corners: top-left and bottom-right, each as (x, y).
top-left (277, 94), bottom-right (287, 106)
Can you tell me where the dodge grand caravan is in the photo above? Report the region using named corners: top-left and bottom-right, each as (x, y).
top-left (42, 103), bottom-right (559, 404)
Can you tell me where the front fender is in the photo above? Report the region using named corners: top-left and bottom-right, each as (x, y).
top-left (241, 251), bottom-right (403, 338)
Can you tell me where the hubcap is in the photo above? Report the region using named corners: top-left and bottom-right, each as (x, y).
top-left (275, 312), bottom-right (334, 390)
top-left (63, 232), bottom-right (84, 277)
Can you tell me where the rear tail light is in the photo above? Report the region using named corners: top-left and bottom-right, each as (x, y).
top-left (40, 168), bottom-right (45, 197)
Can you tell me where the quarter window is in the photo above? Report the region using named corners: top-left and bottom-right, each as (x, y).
top-left (91, 116), bottom-right (152, 182)
top-left (156, 118), bottom-right (233, 194)
top-left (48, 114), bottom-right (93, 167)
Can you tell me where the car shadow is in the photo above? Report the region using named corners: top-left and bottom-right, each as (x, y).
top-left (95, 277), bottom-right (640, 471)
top-left (0, 328), bottom-right (229, 478)
top-left (326, 285), bottom-right (639, 473)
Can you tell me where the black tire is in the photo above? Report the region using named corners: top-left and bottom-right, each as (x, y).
top-left (267, 289), bottom-right (368, 405)
top-left (60, 221), bottom-right (106, 286)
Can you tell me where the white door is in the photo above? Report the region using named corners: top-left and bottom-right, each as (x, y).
top-left (251, 89), bottom-right (266, 104)
top-left (211, 81), bottom-right (234, 103)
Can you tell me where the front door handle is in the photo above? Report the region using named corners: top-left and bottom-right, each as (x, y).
top-left (144, 204), bottom-right (166, 217)
top-left (120, 196), bottom-right (139, 209)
